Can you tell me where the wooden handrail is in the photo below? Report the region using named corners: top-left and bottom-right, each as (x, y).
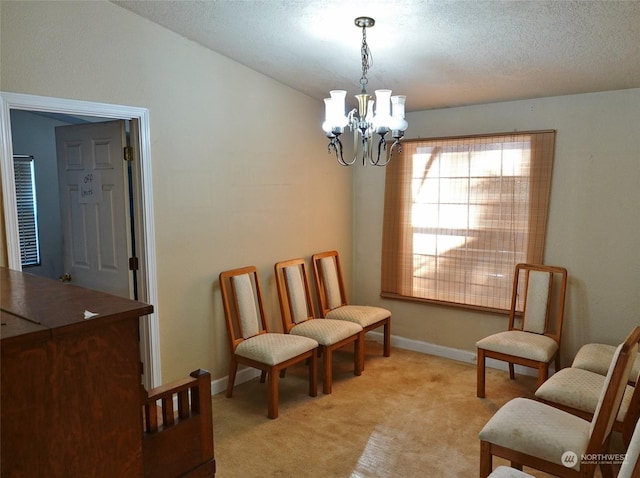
top-left (142, 369), bottom-right (212, 433)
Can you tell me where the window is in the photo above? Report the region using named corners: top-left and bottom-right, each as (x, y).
top-left (381, 131), bottom-right (555, 312)
top-left (13, 155), bottom-right (41, 267)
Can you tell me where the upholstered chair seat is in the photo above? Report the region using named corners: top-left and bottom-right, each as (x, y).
top-left (535, 367), bottom-right (633, 423)
top-left (480, 398), bottom-right (590, 471)
top-left (488, 466), bottom-right (534, 477)
top-left (289, 318), bottom-right (362, 346)
top-left (572, 343), bottom-right (640, 382)
top-left (235, 333), bottom-right (318, 366)
top-left (325, 304), bottom-right (391, 328)
top-left (476, 330), bottom-right (558, 363)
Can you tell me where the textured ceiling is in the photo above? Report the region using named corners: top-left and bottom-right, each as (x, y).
top-left (111, 0), bottom-right (640, 112)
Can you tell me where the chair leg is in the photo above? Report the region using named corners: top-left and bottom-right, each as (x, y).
top-left (508, 362), bottom-right (515, 380)
top-left (259, 370), bottom-right (267, 383)
top-left (383, 319), bottom-right (391, 357)
top-left (226, 358), bottom-right (238, 398)
top-left (322, 347), bottom-right (332, 395)
top-left (477, 349), bottom-right (486, 398)
top-left (479, 440), bottom-right (492, 478)
top-left (267, 369), bottom-right (279, 419)
top-left (280, 369), bottom-right (287, 378)
top-left (536, 363), bottom-right (549, 389)
top-left (309, 350), bottom-right (318, 397)
top-left (355, 332), bottom-right (364, 376)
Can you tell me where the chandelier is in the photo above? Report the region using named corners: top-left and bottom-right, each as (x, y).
top-left (322, 17), bottom-right (408, 166)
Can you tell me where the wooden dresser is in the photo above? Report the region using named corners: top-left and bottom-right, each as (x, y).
top-left (1, 267), bottom-right (215, 477)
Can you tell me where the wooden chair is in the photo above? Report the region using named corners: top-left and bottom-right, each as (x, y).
top-left (478, 326), bottom-right (640, 478)
top-left (275, 258), bottom-right (364, 395)
top-left (311, 250), bottom-right (391, 362)
top-left (535, 329), bottom-right (640, 447)
top-left (219, 266), bottom-right (318, 419)
top-left (476, 263), bottom-right (568, 398)
top-left (487, 404), bottom-right (640, 478)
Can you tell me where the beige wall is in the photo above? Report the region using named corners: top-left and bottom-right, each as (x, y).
top-left (0, 1), bottom-right (353, 383)
top-left (353, 88), bottom-right (640, 364)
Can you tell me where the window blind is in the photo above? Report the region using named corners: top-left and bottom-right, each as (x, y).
top-left (381, 131), bottom-right (555, 312)
top-left (13, 156), bottom-right (41, 267)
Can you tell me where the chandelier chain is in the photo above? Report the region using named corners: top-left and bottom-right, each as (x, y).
top-left (359, 26), bottom-right (373, 92)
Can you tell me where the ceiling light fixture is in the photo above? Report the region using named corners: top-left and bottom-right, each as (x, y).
top-left (322, 17), bottom-right (408, 166)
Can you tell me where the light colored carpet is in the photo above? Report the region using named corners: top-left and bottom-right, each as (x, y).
top-left (212, 340), bottom-right (617, 477)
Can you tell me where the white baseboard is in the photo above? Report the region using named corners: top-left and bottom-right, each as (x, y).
top-left (210, 364), bottom-right (261, 396)
top-left (209, 331), bottom-right (539, 395)
top-left (367, 330), bottom-right (540, 377)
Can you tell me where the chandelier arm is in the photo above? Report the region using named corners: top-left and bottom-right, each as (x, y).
top-left (384, 139), bottom-right (403, 166)
top-left (374, 133), bottom-right (388, 166)
top-left (332, 135), bottom-right (354, 166)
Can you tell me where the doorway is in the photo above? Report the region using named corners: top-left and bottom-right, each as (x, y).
top-left (0, 92), bottom-right (160, 390)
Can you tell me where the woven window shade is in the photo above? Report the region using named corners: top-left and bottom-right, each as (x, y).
top-left (381, 131), bottom-right (555, 312)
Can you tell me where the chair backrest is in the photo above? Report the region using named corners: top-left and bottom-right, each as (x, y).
top-left (586, 326), bottom-right (640, 456)
top-left (508, 263), bottom-right (567, 342)
top-left (311, 250), bottom-right (347, 316)
top-left (274, 258), bottom-right (316, 332)
top-left (219, 266), bottom-right (269, 351)
top-left (619, 418), bottom-right (640, 478)
top-left (623, 367), bottom-right (640, 444)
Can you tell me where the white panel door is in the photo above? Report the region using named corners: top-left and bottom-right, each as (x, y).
top-left (56, 120), bottom-right (132, 298)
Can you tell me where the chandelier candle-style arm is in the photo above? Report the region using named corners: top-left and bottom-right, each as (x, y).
top-left (322, 16), bottom-right (408, 166)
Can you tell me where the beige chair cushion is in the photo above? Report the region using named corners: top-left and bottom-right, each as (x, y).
top-left (320, 256), bottom-right (342, 309)
top-left (235, 333), bottom-right (318, 366)
top-left (488, 466), bottom-right (534, 478)
top-left (572, 343), bottom-right (640, 383)
top-left (535, 367), bottom-right (633, 422)
top-left (476, 330), bottom-right (558, 362)
top-left (326, 305), bottom-right (390, 328)
top-left (291, 319), bottom-right (362, 346)
top-left (232, 273), bottom-right (260, 338)
top-left (522, 270), bottom-right (551, 334)
top-left (284, 265), bottom-right (309, 323)
top-left (619, 420), bottom-right (640, 478)
top-left (479, 397), bottom-right (590, 471)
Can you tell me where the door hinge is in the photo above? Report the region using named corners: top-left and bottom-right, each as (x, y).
top-left (123, 146), bottom-right (134, 162)
top-left (129, 256), bottom-right (139, 271)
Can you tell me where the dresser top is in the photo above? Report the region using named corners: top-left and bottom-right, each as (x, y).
top-left (1, 267), bottom-right (153, 343)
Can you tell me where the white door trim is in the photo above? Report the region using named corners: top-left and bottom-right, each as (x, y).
top-left (0, 91), bottom-right (161, 389)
